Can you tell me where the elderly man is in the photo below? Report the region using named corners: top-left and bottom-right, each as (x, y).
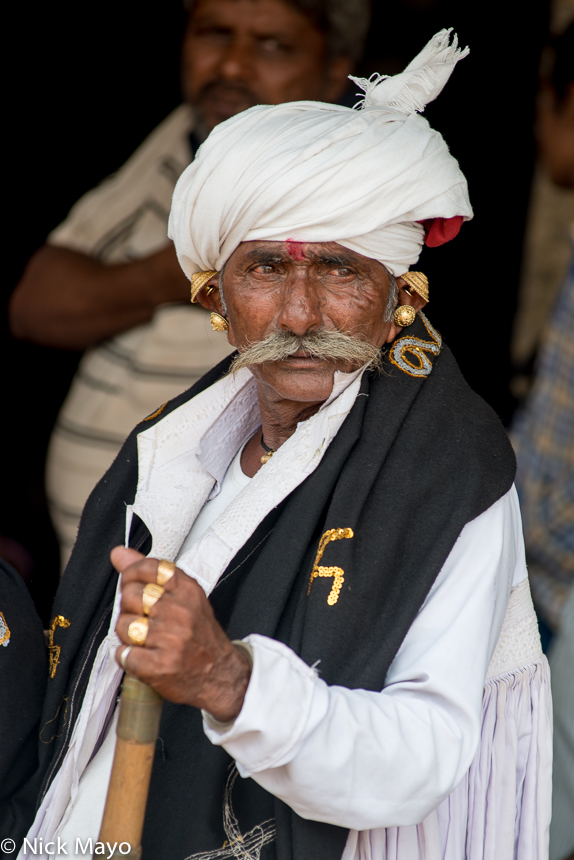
top-left (12, 31), bottom-right (551, 860)
top-left (9, 0), bottom-right (366, 568)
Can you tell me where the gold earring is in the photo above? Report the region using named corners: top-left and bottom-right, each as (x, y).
top-left (394, 305), bottom-right (417, 327)
top-left (401, 271), bottom-right (429, 303)
top-left (190, 270), bottom-right (218, 303)
top-left (210, 312), bottom-right (229, 332)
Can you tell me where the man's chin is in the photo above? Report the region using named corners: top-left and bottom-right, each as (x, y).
top-left (252, 361), bottom-right (342, 405)
top-left (198, 99), bottom-right (258, 132)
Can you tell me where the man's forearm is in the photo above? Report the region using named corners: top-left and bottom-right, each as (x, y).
top-left (9, 244), bottom-right (191, 349)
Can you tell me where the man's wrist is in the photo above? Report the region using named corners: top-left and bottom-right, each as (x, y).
top-left (202, 640), bottom-right (253, 727)
top-left (230, 640), bottom-right (254, 671)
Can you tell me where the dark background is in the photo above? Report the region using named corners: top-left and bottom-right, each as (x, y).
top-left (3, 0), bottom-right (550, 622)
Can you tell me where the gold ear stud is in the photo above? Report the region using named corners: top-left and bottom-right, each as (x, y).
top-left (210, 312), bottom-right (229, 332)
top-left (393, 305), bottom-right (417, 327)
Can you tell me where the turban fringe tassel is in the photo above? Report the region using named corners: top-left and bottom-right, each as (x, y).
top-left (350, 29), bottom-right (470, 115)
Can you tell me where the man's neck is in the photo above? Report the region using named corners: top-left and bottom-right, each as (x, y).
top-left (258, 397), bottom-right (324, 452)
top-left (240, 381), bottom-right (326, 478)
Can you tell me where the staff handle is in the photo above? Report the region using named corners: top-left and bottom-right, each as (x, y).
top-left (98, 675), bottom-right (163, 860)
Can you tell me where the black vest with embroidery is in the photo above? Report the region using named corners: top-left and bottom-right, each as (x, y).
top-left (9, 315), bottom-right (515, 860)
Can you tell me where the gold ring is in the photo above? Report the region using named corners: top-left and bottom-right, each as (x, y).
top-left (157, 559), bottom-right (176, 587)
top-left (142, 582), bottom-right (165, 616)
top-left (128, 616), bottom-right (149, 646)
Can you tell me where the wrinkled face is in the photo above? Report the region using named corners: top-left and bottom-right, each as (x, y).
top-left (181, 0), bottom-right (351, 134)
top-left (218, 240), bottom-right (397, 404)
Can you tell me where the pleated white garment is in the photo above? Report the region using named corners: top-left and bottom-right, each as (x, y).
top-left (342, 579), bottom-right (552, 860)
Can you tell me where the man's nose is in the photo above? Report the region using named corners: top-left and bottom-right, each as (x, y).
top-left (276, 273), bottom-right (323, 336)
top-left (219, 38), bottom-right (255, 81)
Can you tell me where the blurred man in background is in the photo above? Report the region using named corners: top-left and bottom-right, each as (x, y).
top-left (10, 0), bottom-right (369, 566)
top-left (9, 0), bottom-right (369, 567)
top-left (511, 21), bottom-right (574, 860)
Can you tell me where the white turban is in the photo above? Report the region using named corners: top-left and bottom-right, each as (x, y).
top-left (169, 29), bottom-right (473, 278)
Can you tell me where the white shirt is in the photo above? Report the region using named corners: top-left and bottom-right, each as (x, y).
top-left (178, 442), bottom-right (251, 552)
top-left (23, 366), bottom-right (527, 857)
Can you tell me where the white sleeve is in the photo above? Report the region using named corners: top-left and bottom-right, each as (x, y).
top-left (204, 486), bottom-right (527, 830)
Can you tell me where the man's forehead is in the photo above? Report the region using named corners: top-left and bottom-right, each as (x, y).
top-left (233, 240), bottom-right (382, 268)
top-left (190, 0), bottom-right (313, 35)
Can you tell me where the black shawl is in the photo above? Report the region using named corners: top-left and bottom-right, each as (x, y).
top-left (9, 316), bottom-right (515, 859)
top-left (0, 561), bottom-right (47, 839)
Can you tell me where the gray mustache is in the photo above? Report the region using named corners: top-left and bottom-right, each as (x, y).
top-left (229, 329), bottom-right (382, 373)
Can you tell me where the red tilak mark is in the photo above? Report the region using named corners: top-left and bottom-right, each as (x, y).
top-left (286, 240), bottom-right (305, 260)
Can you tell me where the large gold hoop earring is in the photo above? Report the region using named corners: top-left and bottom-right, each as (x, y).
top-left (210, 312), bottom-right (229, 332)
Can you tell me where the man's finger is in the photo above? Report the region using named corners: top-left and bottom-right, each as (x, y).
top-left (120, 558), bottom-right (170, 587)
top-left (120, 580), bottom-right (174, 617)
top-left (114, 547), bottom-right (185, 591)
top-left (116, 612), bottom-right (159, 647)
top-left (111, 545), bottom-right (145, 572)
top-left (115, 644), bottom-right (161, 688)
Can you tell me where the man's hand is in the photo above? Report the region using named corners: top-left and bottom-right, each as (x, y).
top-left (9, 243), bottom-right (192, 349)
top-left (112, 546), bottom-right (251, 724)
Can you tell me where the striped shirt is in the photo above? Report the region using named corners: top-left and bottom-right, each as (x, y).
top-left (46, 105), bottom-right (234, 568)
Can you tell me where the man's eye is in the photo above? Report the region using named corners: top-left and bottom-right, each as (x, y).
top-left (193, 25), bottom-right (232, 40)
top-left (259, 38), bottom-right (292, 55)
top-left (253, 265), bottom-right (274, 274)
top-left (333, 267), bottom-right (353, 277)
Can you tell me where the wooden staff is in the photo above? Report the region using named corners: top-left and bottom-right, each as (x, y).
top-left (98, 675), bottom-right (163, 860)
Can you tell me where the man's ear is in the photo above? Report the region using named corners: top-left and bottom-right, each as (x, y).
top-left (194, 275), bottom-right (237, 346)
top-left (323, 55), bottom-right (354, 103)
top-left (194, 275), bottom-right (225, 315)
top-left (385, 277), bottom-right (429, 343)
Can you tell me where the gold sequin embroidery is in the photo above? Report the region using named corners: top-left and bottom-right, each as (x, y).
top-left (0, 612), bottom-right (10, 646)
top-left (388, 311), bottom-right (442, 378)
top-left (48, 615), bottom-right (71, 679)
top-left (308, 528), bottom-right (354, 605)
top-left (142, 401), bottom-right (168, 422)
